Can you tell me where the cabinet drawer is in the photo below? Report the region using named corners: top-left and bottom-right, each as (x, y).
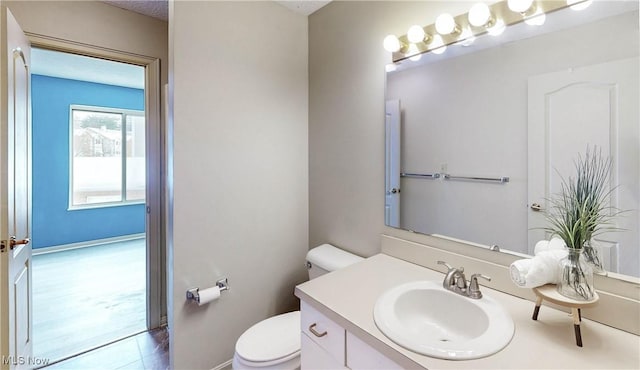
top-left (346, 332), bottom-right (403, 370)
top-left (301, 333), bottom-right (348, 370)
top-left (301, 301), bottom-right (345, 365)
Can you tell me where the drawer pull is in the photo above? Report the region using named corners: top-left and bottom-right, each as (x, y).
top-left (309, 323), bottom-right (328, 337)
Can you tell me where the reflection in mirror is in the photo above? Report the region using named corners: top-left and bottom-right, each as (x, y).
top-left (384, 1), bottom-right (639, 278)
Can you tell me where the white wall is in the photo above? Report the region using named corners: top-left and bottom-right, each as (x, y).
top-left (169, 1), bottom-right (308, 368)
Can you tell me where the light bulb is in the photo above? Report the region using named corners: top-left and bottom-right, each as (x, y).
top-left (407, 25), bottom-right (426, 43)
top-left (435, 13), bottom-right (458, 35)
top-left (430, 35), bottom-right (447, 55)
top-left (407, 44), bottom-right (422, 61)
top-left (525, 9), bottom-right (546, 26)
top-left (508, 0), bottom-right (534, 13)
top-left (383, 35), bottom-right (401, 53)
top-left (567, 0), bottom-right (593, 11)
top-left (468, 3), bottom-right (492, 27)
top-left (488, 19), bottom-right (506, 36)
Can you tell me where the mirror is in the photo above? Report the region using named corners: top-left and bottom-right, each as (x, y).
top-left (385, 1), bottom-right (640, 278)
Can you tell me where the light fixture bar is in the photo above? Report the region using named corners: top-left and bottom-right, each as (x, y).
top-left (391, 0), bottom-right (586, 62)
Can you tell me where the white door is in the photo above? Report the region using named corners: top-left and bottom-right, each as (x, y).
top-left (0, 7), bottom-right (32, 369)
top-left (385, 100), bottom-right (401, 227)
top-left (528, 57), bottom-right (639, 275)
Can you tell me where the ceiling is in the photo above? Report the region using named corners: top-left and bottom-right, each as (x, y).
top-left (103, 0), bottom-right (169, 21)
top-left (274, 1), bottom-right (331, 16)
top-left (31, 48), bottom-right (145, 90)
top-left (103, 0), bottom-right (332, 21)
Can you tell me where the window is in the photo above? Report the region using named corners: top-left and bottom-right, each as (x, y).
top-left (70, 105), bottom-right (145, 208)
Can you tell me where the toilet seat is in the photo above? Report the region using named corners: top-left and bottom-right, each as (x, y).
top-left (235, 311), bottom-right (301, 366)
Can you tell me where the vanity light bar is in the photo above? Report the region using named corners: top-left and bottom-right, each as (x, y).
top-left (390, 0), bottom-right (591, 63)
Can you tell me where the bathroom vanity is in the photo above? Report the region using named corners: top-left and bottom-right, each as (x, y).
top-left (295, 245), bottom-right (640, 369)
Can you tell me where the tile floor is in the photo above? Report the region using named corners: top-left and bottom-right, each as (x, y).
top-left (41, 328), bottom-right (169, 370)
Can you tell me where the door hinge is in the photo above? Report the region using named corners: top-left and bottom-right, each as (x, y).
top-left (0, 240), bottom-right (6, 253)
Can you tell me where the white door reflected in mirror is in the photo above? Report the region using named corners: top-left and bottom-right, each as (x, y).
top-left (527, 57), bottom-right (639, 276)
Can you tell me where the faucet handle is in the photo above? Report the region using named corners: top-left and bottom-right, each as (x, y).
top-left (437, 260), bottom-right (463, 272)
top-left (471, 273), bottom-right (491, 281)
top-left (468, 273), bottom-right (491, 299)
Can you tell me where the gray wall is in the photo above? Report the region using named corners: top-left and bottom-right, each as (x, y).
top-left (309, 1), bottom-right (639, 264)
top-left (5, 1), bottom-right (168, 74)
top-left (169, 1), bottom-right (309, 368)
top-left (309, 1), bottom-right (472, 258)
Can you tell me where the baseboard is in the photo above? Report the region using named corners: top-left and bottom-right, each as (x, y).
top-left (33, 233), bottom-right (146, 255)
top-left (211, 359), bottom-right (233, 370)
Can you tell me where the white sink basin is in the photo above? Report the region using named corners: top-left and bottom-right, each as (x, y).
top-left (373, 280), bottom-right (514, 360)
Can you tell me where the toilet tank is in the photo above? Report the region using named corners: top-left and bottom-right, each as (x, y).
top-left (306, 244), bottom-right (363, 280)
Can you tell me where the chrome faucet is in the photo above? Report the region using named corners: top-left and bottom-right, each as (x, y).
top-left (437, 261), bottom-right (491, 299)
top-left (438, 260), bottom-right (465, 291)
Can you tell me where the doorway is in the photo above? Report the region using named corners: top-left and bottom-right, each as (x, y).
top-left (29, 47), bottom-right (161, 363)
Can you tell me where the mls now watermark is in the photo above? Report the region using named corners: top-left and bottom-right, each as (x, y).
top-left (1, 356), bottom-right (50, 367)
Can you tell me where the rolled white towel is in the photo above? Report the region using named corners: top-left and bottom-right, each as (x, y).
top-left (509, 249), bottom-right (568, 288)
top-left (509, 259), bottom-right (532, 287)
top-left (527, 249), bottom-right (568, 286)
top-left (533, 240), bottom-right (550, 255)
top-left (534, 237), bottom-right (567, 255)
top-left (548, 237), bottom-right (566, 251)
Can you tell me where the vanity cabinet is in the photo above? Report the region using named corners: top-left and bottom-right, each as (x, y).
top-left (300, 301), bottom-right (402, 370)
top-left (300, 301), bottom-right (346, 369)
top-left (301, 333), bottom-right (346, 370)
top-left (297, 253), bottom-right (640, 370)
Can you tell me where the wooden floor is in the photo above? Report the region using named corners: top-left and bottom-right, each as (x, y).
top-left (33, 239), bottom-right (147, 363)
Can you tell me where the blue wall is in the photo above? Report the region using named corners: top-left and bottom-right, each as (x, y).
top-left (32, 75), bottom-right (145, 248)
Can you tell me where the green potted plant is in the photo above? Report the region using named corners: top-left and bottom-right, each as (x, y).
top-left (573, 148), bottom-right (616, 274)
top-left (544, 147), bottom-right (616, 300)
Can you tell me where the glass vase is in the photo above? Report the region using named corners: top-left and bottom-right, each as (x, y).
top-left (582, 240), bottom-right (606, 275)
top-left (557, 248), bottom-right (594, 301)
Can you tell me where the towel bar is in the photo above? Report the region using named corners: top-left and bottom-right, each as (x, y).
top-left (443, 174), bottom-right (509, 183)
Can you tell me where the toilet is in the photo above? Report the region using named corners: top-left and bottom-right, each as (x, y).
top-left (232, 244), bottom-right (363, 369)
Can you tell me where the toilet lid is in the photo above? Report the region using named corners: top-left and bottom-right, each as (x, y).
top-left (236, 311), bottom-right (301, 363)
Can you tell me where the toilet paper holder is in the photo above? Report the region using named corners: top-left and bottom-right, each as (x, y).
top-left (186, 277), bottom-right (229, 303)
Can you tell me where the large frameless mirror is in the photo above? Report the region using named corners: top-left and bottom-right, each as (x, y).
top-left (384, 1), bottom-right (640, 278)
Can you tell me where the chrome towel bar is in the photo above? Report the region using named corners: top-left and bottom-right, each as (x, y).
top-left (443, 174), bottom-right (509, 183)
top-left (400, 172), bottom-right (508, 183)
top-left (400, 172), bottom-right (441, 179)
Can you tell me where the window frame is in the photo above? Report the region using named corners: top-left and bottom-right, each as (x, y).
top-left (68, 104), bottom-right (146, 210)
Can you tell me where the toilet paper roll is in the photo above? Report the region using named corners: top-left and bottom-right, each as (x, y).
top-left (198, 286), bottom-right (221, 306)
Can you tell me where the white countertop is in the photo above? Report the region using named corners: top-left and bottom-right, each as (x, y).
top-left (295, 254), bottom-right (640, 369)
